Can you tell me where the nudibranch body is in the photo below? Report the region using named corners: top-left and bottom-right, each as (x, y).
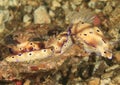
top-left (5, 48), bottom-right (53, 62)
top-left (5, 30), bottom-right (73, 62)
top-left (70, 21), bottom-right (112, 59)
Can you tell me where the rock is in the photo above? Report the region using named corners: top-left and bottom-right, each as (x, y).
top-left (0, 12), bottom-right (4, 25)
top-left (0, 0), bottom-right (19, 8)
top-left (8, 0), bottom-right (18, 7)
top-left (108, 6), bottom-right (120, 42)
top-left (51, 0), bottom-right (61, 10)
top-left (0, 71), bottom-right (2, 79)
top-left (114, 51), bottom-right (120, 62)
top-left (23, 14), bottom-right (31, 23)
top-left (88, 0), bottom-right (96, 9)
top-left (93, 61), bottom-right (108, 76)
top-left (95, 1), bottom-right (106, 9)
top-left (34, 6), bottom-right (51, 24)
top-left (0, 10), bottom-right (9, 25)
top-left (49, 10), bottom-right (55, 17)
top-left (100, 78), bottom-right (111, 85)
top-left (0, 24), bottom-right (5, 33)
top-left (103, 2), bottom-right (113, 15)
top-left (112, 75), bottom-right (120, 84)
top-left (23, 14), bottom-right (32, 26)
top-left (105, 64), bottom-right (119, 72)
top-left (0, 10), bottom-right (9, 33)
top-left (88, 78), bottom-right (100, 85)
top-left (23, 79), bottom-right (31, 85)
top-left (62, 1), bottom-right (69, 13)
top-left (27, 0), bottom-right (39, 6)
top-left (70, 2), bottom-right (77, 10)
top-left (71, 0), bottom-right (82, 5)
top-left (24, 6), bottom-right (33, 13)
top-left (0, 0), bottom-right (9, 8)
top-left (101, 71), bottom-right (114, 79)
top-left (95, 9), bottom-right (102, 13)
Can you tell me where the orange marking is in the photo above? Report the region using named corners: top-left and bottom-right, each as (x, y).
top-left (85, 39), bottom-right (98, 48)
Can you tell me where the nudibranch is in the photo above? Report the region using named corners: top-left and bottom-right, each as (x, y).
top-left (70, 21), bottom-right (112, 59)
top-left (5, 30), bottom-right (73, 62)
top-left (46, 30), bottom-right (73, 56)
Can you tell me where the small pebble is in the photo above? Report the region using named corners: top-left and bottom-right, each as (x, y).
top-left (88, 78), bottom-right (100, 85)
top-left (0, 24), bottom-right (5, 33)
top-left (49, 10), bottom-right (55, 17)
top-left (9, 0), bottom-right (18, 7)
top-left (0, 12), bottom-right (4, 25)
top-left (105, 64), bottom-right (119, 72)
top-left (23, 14), bottom-right (31, 23)
top-left (51, 0), bottom-right (61, 10)
top-left (100, 78), bottom-right (111, 85)
top-left (88, 0), bottom-right (96, 9)
top-left (34, 6), bottom-right (51, 24)
top-left (72, 0), bottom-right (82, 5)
top-left (24, 6), bottom-right (33, 13)
top-left (23, 79), bottom-right (31, 85)
top-left (112, 75), bottom-right (120, 84)
top-left (103, 2), bottom-right (113, 15)
top-left (0, 0), bottom-right (9, 8)
top-left (101, 71), bottom-right (114, 79)
top-left (114, 51), bottom-right (120, 62)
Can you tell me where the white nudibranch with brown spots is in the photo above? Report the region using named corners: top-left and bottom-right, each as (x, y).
top-left (5, 30), bottom-right (73, 62)
top-left (70, 10), bottom-right (112, 59)
top-left (68, 9), bottom-right (112, 59)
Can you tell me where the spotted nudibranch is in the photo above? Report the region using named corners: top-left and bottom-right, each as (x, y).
top-left (70, 21), bottom-right (112, 59)
top-left (5, 30), bottom-right (73, 62)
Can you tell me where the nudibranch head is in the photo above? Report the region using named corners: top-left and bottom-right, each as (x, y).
top-left (5, 48), bottom-right (53, 62)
